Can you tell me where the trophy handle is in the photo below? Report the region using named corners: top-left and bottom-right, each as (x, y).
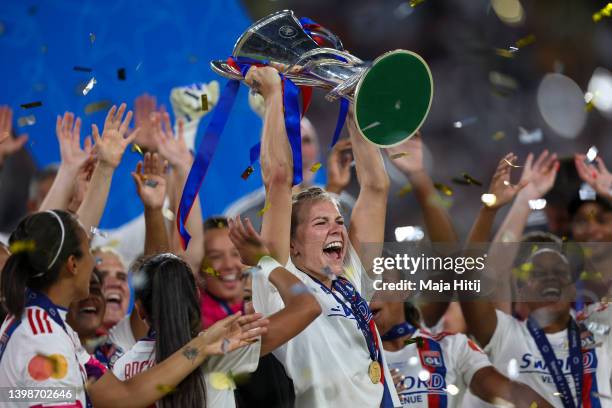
top-left (210, 60), bottom-right (331, 88)
top-left (288, 48), bottom-right (363, 73)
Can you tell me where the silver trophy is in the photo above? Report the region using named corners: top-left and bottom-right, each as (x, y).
top-left (211, 9), bottom-right (433, 146)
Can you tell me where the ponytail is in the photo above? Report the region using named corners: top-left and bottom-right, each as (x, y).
top-left (135, 254), bottom-right (206, 408)
top-left (1, 210), bottom-right (83, 317)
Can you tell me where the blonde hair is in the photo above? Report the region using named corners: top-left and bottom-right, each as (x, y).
top-left (290, 187), bottom-right (341, 239)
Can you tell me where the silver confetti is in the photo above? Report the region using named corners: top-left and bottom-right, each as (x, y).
top-left (221, 338), bottom-right (230, 354)
top-left (162, 208), bottom-right (175, 221)
top-left (144, 179), bottom-right (159, 188)
top-left (453, 116), bottom-right (477, 128)
top-left (82, 77), bottom-right (97, 96)
top-left (579, 182), bottom-right (597, 201)
top-left (586, 146), bottom-right (599, 163)
top-left (518, 127), bottom-right (543, 144)
top-left (90, 226), bottom-right (108, 238)
top-left (17, 115), bottom-right (36, 127)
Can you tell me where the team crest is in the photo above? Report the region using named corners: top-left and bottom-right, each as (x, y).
top-left (422, 350), bottom-right (442, 367)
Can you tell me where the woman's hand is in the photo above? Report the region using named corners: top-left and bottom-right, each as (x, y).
top-left (0, 106), bottom-right (28, 167)
top-left (517, 150), bottom-right (559, 201)
top-left (228, 216), bottom-right (270, 266)
top-left (245, 66), bottom-right (282, 100)
top-left (485, 153), bottom-right (529, 209)
top-left (56, 111), bottom-right (93, 171)
top-left (385, 131), bottom-right (424, 176)
top-left (132, 152), bottom-right (168, 210)
top-left (152, 112), bottom-right (192, 170)
top-left (574, 153), bottom-right (612, 201)
top-left (199, 312), bottom-right (269, 356)
top-left (92, 103), bottom-right (139, 169)
top-left (326, 139), bottom-right (352, 194)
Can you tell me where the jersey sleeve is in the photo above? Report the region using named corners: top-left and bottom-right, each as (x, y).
top-left (203, 340), bottom-right (261, 376)
top-left (251, 262), bottom-right (285, 317)
top-left (449, 333), bottom-right (493, 388)
top-left (110, 353), bottom-right (127, 381)
top-left (483, 309), bottom-right (519, 361)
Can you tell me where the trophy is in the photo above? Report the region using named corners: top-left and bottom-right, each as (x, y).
top-left (211, 10), bottom-right (433, 147)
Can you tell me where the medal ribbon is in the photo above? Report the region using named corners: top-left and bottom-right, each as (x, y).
top-left (381, 322), bottom-right (417, 342)
top-left (307, 275), bottom-right (394, 407)
top-left (417, 337), bottom-right (448, 408)
top-left (526, 317), bottom-right (584, 408)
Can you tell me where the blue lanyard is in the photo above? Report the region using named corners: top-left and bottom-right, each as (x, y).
top-left (206, 290), bottom-right (244, 317)
top-left (526, 316), bottom-right (583, 408)
top-left (381, 322), bottom-right (417, 342)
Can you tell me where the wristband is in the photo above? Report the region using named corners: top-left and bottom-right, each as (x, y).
top-left (257, 255), bottom-right (283, 281)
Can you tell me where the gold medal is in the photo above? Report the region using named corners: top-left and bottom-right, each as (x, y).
top-left (368, 361), bottom-right (381, 384)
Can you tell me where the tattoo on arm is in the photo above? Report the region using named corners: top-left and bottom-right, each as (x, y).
top-left (182, 346), bottom-right (199, 363)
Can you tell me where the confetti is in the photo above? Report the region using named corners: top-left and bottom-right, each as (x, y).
top-left (390, 152), bottom-right (408, 160)
top-left (489, 71), bottom-right (518, 91)
top-left (395, 226), bottom-right (424, 242)
top-left (530, 403), bottom-right (538, 408)
top-left (361, 121), bottom-right (381, 132)
top-left (409, 0), bottom-right (425, 7)
top-left (453, 117), bottom-right (477, 128)
top-left (492, 131), bottom-right (505, 141)
top-left (428, 194), bottom-right (453, 209)
top-left (135, 62), bottom-right (143, 71)
top-left (221, 338), bottom-right (231, 354)
top-left (9, 240), bottom-right (36, 254)
top-left (396, 183), bottom-right (413, 197)
top-left (89, 32), bottom-right (96, 44)
top-left (434, 182), bottom-right (453, 196)
top-left (162, 208), bottom-right (175, 221)
top-left (528, 198), bottom-right (547, 210)
top-left (518, 127), bottom-right (543, 144)
top-left (257, 202), bottom-right (270, 217)
top-left (144, 178), bottom-right (159, 188)
top-left (495, 48), bottom-right (515, 59)
top-left (82, 77), bottom-right (97, 96)
top-left (73, 66), bottom-right (93, 73)
top-left (446, 384), bottom-right (460, 396)
top-left (451, 177), bottom-right (471, 186)
top-left (131, 144), bottom-right (144, 155)
top-left (462, 173), bottom-right (482, 186)
top-left (20, 101), bottom-right (42, 109)
top-left (586, 146), bottom-right (598, 163)
top-left (515, 34), bottom-right (536, 49)
top-left (17, 115), bottom-right (36, 127)
top-left (90, 226), bottom-right (108, 238)
top-left (203, 266), bottom-right (220, 278)
top-left (593, 3), bottom-right (612, 22)
top-left (579, 182), bottom-right (596, 201)
top-left (418, 370), bottom-right (431, 381)
top-left (117, 68), bottom-right (126, 81)
top-left (85, 100), bottom-right (111, 115)
top-left (201, 94), bottom-right (209, 111)
top-left (156, 384), bottom-right (176, 394)
top-left (481, 193), bottom-right (497, 207)
top-left (310, 162), bottom-right (322, 173)
top-left (408, 356), bottom-right (419, 366)
top-left (507, 358), bottom-right (519, 379)
top-left (241, 166), bottom-right (254, 180)
top-left (503, 180), bottom-right (511, 186)
top-left (503, 158), bottom-right (522, 168)
top-left (209, 372), bottom-right (235, 390)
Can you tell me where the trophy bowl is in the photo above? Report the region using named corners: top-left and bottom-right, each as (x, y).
top-left (211, 10), bottom-right (433, 147)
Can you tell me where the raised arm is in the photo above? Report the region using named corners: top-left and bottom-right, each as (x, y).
top-left (132, 152), bottom-right (170, 255)
top-left (346, 110), bottom-right (390, 270)
top-left (39, 112), bottom-right (93, 211)
top-left (153, 112), bottom-right (203, 272)
top-left (247, 66), bottom-right (294, 265)
top-left (574, 153), bottom-right (612, 202)
top-left (89, 312), bottom-right (268, 408)
top-left (228, 216), bottom-right (321, 356)
top-left (77, 104), bottom-right (138, 233)
top-left (0, 106), bottom-right (28, 169)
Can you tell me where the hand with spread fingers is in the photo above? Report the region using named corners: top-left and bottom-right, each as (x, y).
top-left (385, 131), bottom-right (424, 176)
top-left (485, 153), bottom-right (529, 209)
top-left (56, 111), bottom-right (93, 171)
top-left (517, 150), bottom-right (559, 201)
top-left (92, 103), bottom-right (139, 169)
top-left (0, 106), bottom-right (28, 167)
top-left (133, 93), bottom-right (165, 151)
top-left (132, 152), bottom-right (168, 210)
top-left (200, 312), bottom-right (269, 356)
top-left (228, 216), bottom-right (270, 266)
top-left (152, 111), bottom-right (191, 170)
top-left (574, 153), bottom-right (612, 201)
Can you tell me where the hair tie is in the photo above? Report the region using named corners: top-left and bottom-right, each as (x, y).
top-left (46, 210), bottom-right (66, 270)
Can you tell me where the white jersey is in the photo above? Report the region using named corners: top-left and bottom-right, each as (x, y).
top-left (0, 306), bottom-right (89, 407)
top-left (252, 257), bottom-right (402, 408)
top-left (108, 315), bottom-right (136, 352)
top-left (112, 338), bottom-right (261, 408)
top-left (384, 330), bottom-right (491, 408)
top-left (464, 308), bottom-right (612, 408)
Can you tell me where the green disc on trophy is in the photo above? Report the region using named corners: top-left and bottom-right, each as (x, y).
top-left (354, 50), bottom-right (433, 147)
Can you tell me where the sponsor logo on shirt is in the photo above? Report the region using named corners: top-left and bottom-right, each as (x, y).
top-left (422, 351), bottom-right (442, 368)
top-left (397, 373), bottom-right (446, 404)
top-left (519, 349), bottom-right (597, 375)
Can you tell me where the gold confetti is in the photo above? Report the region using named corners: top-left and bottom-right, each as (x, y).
top-left (492, 131), bottom-right (505, 141)
top-left (409, 0), bottom-right (425, 7)
top-left (530, 402), bottom-right (538, 408)
top-left (585, 100), bottom-right (595, 112)
top-left (390, 152), bottom-right (409, 160)
top-left (515, 34), bottom-right (536, 49)
top-left (85, 100), bottom-right (111, 115)
top-left (593, 3), bottom-right (612, 22)
top-left (131, 144), bottom-right (143, 155)
top-left (217, 222), bottom-right (225, 229)
top-left (156, 384), bottom-right (176, 395)
top-left (162, 208), bottom-right (175, 221)
top-left (203, 266), bottom-right (220, 278)
top-left (209, 372), bottom-right (235, 390)
top-left (434, 182), bottom-right (453, 196)
top-left (310, 162), bottom-right (322, 173)
top-left (583, 247), bottom-right (593, 259)
top-left (462, 173), bottom-right (483, 186)
top-left (481, 193), bottom-right (497, 207)
top-left (396, 183), bottom-right (413, 197)
top-left (201, 94), bottom-right (209, 111)
top-left (257, 202), bottom-right (270, 217)
top-left (513, 267), bottom-right (530, 281)
top-left (241, 166), bottom-right (254, 180)
top-left (520, 262), bottom-right (533, 273)
top-left (9, 240), bottom-right (36, 254)
top-left (495, 48), bottom-right (515, 58)
top-left (503, 158), bottom-right (522, 168)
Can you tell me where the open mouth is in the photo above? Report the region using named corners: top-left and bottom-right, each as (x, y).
top-left (540, 286), bottom-right (561, 299)
top-left (104, 292), bottom-right (123, 310)
top-left (323, 241), bottom-right (343, 262)
top-left (220, 273), bottom-right (239, 282)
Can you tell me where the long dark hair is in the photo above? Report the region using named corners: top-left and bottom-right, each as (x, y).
top-left (1, 210), bottom-right (84, 317)
top-left (134, 254), bottom-right (206, 408)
